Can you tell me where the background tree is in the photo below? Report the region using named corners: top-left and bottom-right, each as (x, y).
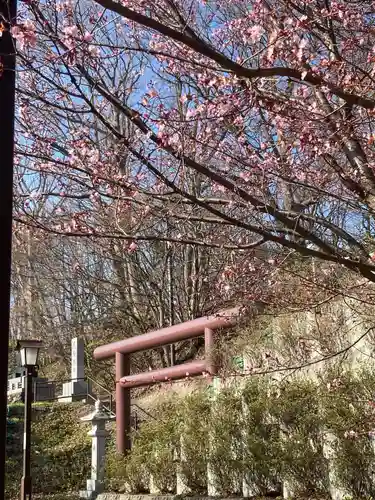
top-left (7, 0), bottom-right (375, 378)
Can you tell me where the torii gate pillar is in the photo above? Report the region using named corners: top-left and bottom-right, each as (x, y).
top-left (115, 352), bottom-right (131, 453)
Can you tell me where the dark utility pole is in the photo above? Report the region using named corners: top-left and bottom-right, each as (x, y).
top-left (21, 369), bottom-right (33, 500)
top-left (0, 0), bottom-right (17, 497)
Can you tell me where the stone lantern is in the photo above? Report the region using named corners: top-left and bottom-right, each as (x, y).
top-left (80, 400), bottom-right (113, 499)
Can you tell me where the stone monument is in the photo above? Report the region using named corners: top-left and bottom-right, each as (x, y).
top-left (61, 337), bottom-right (88, 402)
top-left (72, 337), bottom-right (85, 381)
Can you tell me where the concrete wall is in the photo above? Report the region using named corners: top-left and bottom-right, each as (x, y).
top-left (238, 295), bottom-right (375, 380)
top-left (133, 296), bottom-right (375, 412)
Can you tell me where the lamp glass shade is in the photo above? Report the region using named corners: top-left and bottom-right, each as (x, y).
top-left (17, 340), bottom-right (42, 367)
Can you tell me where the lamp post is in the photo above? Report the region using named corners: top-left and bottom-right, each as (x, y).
top-left (17, 340), bottom-right (42, 500)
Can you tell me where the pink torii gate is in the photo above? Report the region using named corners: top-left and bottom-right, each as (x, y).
top-left (93, 308), bottom-right (239, 453)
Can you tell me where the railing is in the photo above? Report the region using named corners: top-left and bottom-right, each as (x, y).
top-left (33, 377), bottom-right (87, 403)
top-left (32, 376), bottom-right (155, 428)
top-left (130, 403), bottom-right (158, 432)
top-left (131, 402), bottom-right (157, 421)
top-left (85, 375), bottom-right (114, 416)
top-left (32, 376), bottom-right (113, 412)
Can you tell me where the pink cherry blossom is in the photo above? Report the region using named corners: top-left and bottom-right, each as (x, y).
top-left (63, 25), bottom-right (79, 38)
top-left (88, 45), bottom-right (100, 57)
top-left (248, 24), bottom-right (264, 42)
top-left (83, 31), bottom-right (93, 42)
top-left (128, 241), bottom-right (138, 253)
top-left (11, 20), bottom-right (36, 50)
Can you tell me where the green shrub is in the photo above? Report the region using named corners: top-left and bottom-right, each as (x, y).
top-left (31, 404), bottom-right (91, 493)
top-left (208, 387), bottom-right (243, 495)
top-left (320, 368), bottom-right (375, 498)
top-left (272, 378), bottom-right (329, 497)
top-left (241, 377), bottom-right (283, 496)
top-left (6, 403), bottom-right (91, 499)
top-left (17, 369), bottom-right (375, 499)
top-left (176, 390), bottom-right (211, 493)
top-left (106, 400), bottom-right (178, 493)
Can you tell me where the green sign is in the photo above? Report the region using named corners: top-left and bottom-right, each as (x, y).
top-left (232, 355), bottom-right (244, 371)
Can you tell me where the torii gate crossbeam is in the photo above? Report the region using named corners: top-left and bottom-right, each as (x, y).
top-left (93, 308), bottom-right (239, 453)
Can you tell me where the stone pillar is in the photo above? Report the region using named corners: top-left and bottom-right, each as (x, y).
top-left (282, 479), bottom-right (295, 499)
top-left (149, 475), bottom-right (162, 494)
top-left (176, 435), bottom-right (192, 495)
top-left (322, 431), bottom-right (350, 500)
top-left (207, 455), bottom-right (219, 496)
top-left (242, 395), bottom-right (257, 498)
top-left (280, 424), bottom-right (295, 499)
top-left (207, 377), bottom-right (221, 496)
top-left (149, 449), bottom-right (163, 494)
top-left (80, 400), bottom-right (113, 499)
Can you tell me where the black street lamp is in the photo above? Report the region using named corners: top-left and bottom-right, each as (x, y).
top-left (17, 340), bottom-right (42, 500)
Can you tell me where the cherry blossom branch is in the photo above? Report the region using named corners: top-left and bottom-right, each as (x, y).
top-left (13, 216), bottom-right (266, 250)
top-left (93, 0), bottom-right (375, 109)
top-left (27, 3), bottom-right (374, 267)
